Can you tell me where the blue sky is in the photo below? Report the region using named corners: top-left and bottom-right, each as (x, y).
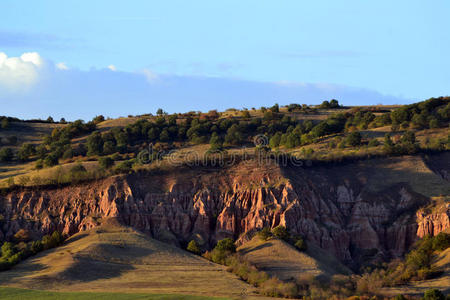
top-left (0, 1), bottom-right (449, 120)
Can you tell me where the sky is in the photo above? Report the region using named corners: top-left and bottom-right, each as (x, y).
top-left (0, 1), bottom-right (449, 120)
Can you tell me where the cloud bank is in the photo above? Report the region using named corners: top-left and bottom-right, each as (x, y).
top-left (0, 52), bottom-right (413, 120)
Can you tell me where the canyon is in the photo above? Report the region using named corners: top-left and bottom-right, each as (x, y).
top-left (0, 152), bottom-right (449, 270)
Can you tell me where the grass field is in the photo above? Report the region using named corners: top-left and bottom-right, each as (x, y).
top-left (0, 222), bottom-right (256, 298)
top-left (0, 287), bottom-right (229, 300)
top-left (237, 236), bottom-right (351, 281)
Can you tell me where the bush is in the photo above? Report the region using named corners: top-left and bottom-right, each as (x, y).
top-left (99, 156), bottom-right (114, 169)
top-left (423, 289), bottom-right (445, 300)
top-left (186, 240), bottom-right (201, 255)
top-left (294, 238), bottom-right (307, 251)
top-left (432, 232), bottom-right (450, 251)
top-left (211, 238), bottom-right (236, 264)
top-left (258, 227), bottom-right (272, 241)
top-left (35, 159), bottom-right (44, 169)
top-left (368, 139), bottom-right (380, 147)
top-left (346, 132), bottom-right (362, 147)
top-left (272, 226), bottom-right (290, 241)
top-left (114, 160), bottom-right (133, 173)
top-left (44, 153), bottom-right (59, 167)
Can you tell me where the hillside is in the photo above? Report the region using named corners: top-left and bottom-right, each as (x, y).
top-left (0, 221), bottom-right (257, 298)
top-left (0, 98), bottom-right (449, 298)
top-left (237, 236), bottom-right (351, 281)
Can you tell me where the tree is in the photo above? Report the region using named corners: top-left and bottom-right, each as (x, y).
top-left (102, 141), bottom-right (116, 155)
top-left (269, 132), bottom-right (282, 149)
top-left (346, 132), bottom-right (362, 147)
top-left (99, 156), bottom-right (114, 169)
top-left (215, 238), bottom-right (236, 253)
top-left (17, 143), bottom-right (36, 161)
top-left (187, 240), bottom-right (201, 255)
top-left (87, 132), bottom-right (103, 156)
top-left (44, 153), bottom-right (59, 167)
top-left (47, 116), bottom-right (54, 123)
top-left (319, 100), bottom-right (330, 109)
top-left (270, 103), bottom-right (279, 113)
top-left (329, 99), bottom-right (340, 108)
top-left (0, 148), bottom-right (13, 162)
top-left (92, 115), bottom-right (105, 124)
top-left (209, 132), bottom-right (223, 151)
top-left (272, 226), bottom-right (290, 241)
top-left (60, 118), bottom-right (67, 124)
top-left (156, 108), bottom-right (165, 115)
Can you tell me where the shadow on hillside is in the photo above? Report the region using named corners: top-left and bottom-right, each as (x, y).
top-left (238, 242), bottom-right (272, 255)
top-left (59, 257), bottom-right (136, 282)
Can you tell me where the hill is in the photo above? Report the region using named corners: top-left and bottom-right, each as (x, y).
top-left (237, 236), bottom-right (351, 281)
top-left (0, 221), bottom-right (257, 298)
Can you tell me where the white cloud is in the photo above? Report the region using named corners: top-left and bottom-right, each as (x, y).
top-left (56, 62), bottom-right (69, 70)
top-left (0, 52), bottom-right (44, 91)
top-left (142, 68), bottom-right (158, 82)
top-left (107, 64), bottom-right (117, 71)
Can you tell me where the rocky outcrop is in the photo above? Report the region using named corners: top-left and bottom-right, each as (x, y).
top-left (0, 155), bottom-right (448, 269)
top-left (416, 204), bottom-right (450, 238)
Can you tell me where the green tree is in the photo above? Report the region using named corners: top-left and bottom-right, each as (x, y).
top-left (272, 226), bottom-right (290, 241)
top-left (99, 156), bottom-right (114, 169)
top-left (17, 143), bottom-right (36, 161)
top-left (346, 131), bottom-right (362, 147)
top-left (215, 238), bottom-right (236, 253)
top-left (44, 153), bottom-right (59, 167)
top-left (269, 132), bottom-right (282, 149)
top-left (186, 240), bottom-right (201, 255)
top-left (87, 132), bottom-right (103, 156)
top-left (209, 132), bottom-right (223, 151)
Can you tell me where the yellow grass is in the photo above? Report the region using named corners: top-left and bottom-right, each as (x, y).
top-left (237, 236), bottom-right (351, 281)
top-left (0, 221), bottom-right (258, 298)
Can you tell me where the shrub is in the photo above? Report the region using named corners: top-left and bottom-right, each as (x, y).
top-left (431, 232), bottom-right (450, 251)
top-left (294, 238), bottom-right (307, 251)
top-left (211, 238), bottom-right (236, 264)
top-left (346, 131), bottom-right (362, 147)
top-left (17, 143), bottom-right (36, 161)
top-left (114, 159), bottom-right (134, 174)
top-left (44, 153), bottom-right (59, 167)
top-left (423, 289), bottom-right (445, 300)
top-left (35, 159), bottom-right (44, 169)
top-left (368, 139), bottom-right (380, 147)
top-left (394, 294), bottom-right (407, 300)
top-left (186, 240), bottom-right (201, 255)
top-left (99, 156), bottom-right (114, 169)
top-left (258, 227), bottom-right (272, 241)
top-left (272, 226), bottom-right (290, 241)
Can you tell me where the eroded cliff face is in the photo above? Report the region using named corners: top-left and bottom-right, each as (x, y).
top-left (0, 155), bottom-right (449, 268)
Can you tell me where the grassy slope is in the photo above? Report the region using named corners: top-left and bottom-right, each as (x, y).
top-left (0, 222), bottom-right (256, 298)
top-left (382, 247), bottom-right (450, 296)
top-left (237, 236), bottom-right (351, 281)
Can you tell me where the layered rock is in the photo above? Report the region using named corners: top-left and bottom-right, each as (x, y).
top-left (0, 156), bottom-right (448, 268)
